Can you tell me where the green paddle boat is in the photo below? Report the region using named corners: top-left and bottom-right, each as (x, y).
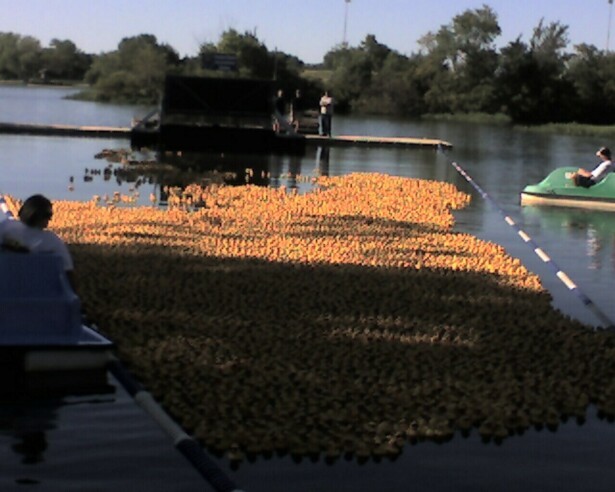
top-left (521, 166), bottom-right (615, 211)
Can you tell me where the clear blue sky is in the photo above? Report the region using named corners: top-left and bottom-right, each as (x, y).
top-left (1, 0), bottom-right (613, 63)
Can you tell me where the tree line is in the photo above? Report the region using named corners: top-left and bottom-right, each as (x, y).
top-left (2, 5), bottom-right (615, 125)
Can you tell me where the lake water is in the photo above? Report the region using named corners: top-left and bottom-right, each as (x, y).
top-left (1, 85), bottom-right (615, 491)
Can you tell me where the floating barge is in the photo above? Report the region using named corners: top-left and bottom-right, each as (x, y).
top-left (131, 75), bottom-right (306, 154)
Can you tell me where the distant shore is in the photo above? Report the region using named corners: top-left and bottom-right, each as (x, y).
top-left (3, 82), bottom-right (615, 137)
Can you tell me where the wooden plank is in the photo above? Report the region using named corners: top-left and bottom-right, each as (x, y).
top-left (0, 122), bottom-right (130, 138)
top-left (305, 134), bottom-right (453, 149)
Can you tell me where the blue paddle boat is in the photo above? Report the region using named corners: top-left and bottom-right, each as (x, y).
top-left (0, 251), bottom-right (114, 394)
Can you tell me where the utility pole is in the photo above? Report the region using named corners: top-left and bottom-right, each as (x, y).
top-left (343, 0), bottom-right (351, 48)
top-left (609, 0), bottom-right (614, 52)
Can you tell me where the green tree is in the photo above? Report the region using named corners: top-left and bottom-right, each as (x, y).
top-left (566, 44), bottom-right (615, 123)
top-left (360, 34), bottom-right (392, 71)
top-left (0, 32), bottom-right (21, 78)
top-left (328, 49), bottom-right (372, 110)
top-left (494, 38), bottom-right (538, 121)
top-left (416, 5), bottom-right (501, 113)
top-left (495, 20), bottom-right (574, 123)
top-left (84, 34), bottom-right (176, 103)
top-left (216, 29), bottom-right (273, 79)
top-left (530, 19), bottom-right (569, 65)
top-left (323, 36), bottom-right (397, 111)
top-left (418, 5), bottom-right (500, 72)
top-left (41, 39), bottom-right (90, 80)
top-left (18, 36), bottom-right (42, 81)
top-left (0, 32), bottom-right (42, 81)
top-left (323, 44), bottom-right (349, 70)
top-left (356, 52), bottom-right (426, 115)
top-left (195, 29), bottom-right (316, 107)
top-left (567, 43), bottom-right (602, 104)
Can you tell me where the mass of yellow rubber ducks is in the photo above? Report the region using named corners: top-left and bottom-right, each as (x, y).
top-left (7, 172), bottom-right (615, 463)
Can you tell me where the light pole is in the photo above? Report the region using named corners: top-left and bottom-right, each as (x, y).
top-left (343, 0), bottom-right (351, 47)
top-left (608, 0), bottom-right (614, 52)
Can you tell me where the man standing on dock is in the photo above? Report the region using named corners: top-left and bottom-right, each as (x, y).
top-left (319, 91), bottom-right (334, 137)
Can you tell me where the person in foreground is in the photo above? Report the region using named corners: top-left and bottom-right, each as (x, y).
top-left (0, 194), bottom-right (76, 291)
top-left (570, 147), bottom-right (614, 188)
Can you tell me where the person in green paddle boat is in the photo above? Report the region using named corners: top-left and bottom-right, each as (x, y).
top-left (570, 147), bottom-right (615, 188)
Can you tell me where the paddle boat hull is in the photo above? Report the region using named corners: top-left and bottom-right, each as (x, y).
top-left (0, 252), bottom-right (114, 395)
top-left (521, 166), bottom-right (615, 211)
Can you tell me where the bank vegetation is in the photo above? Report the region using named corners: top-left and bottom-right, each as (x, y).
top-left (2, 5), bottom-right (615, 127)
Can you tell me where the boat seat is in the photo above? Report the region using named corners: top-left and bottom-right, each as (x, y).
top-left (0, 252), bottom-right (82, 344)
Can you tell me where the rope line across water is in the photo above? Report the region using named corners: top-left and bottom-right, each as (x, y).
top-left (451, 161), bottom-right (615, 331)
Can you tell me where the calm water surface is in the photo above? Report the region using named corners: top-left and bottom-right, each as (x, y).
top-left (1, 85), bottom-right (615, 491)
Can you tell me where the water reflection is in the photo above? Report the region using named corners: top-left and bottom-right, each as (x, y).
top-left (522, 206), bottom-right (615, 272)
top-left (316, 146), bottom-right (330, 176)
top-left (79, 145), bottom-right (338, 205)
top-left (0, 398), bottom-right (59, 465)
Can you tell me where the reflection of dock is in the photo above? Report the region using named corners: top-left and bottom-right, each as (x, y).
top-left (0, 121), bottom-right (452, 150)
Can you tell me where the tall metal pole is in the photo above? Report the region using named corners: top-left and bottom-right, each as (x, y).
top-left (608, 0), bottom-right (613, 52)
top-left (343, 0), bottom-right (351, 47)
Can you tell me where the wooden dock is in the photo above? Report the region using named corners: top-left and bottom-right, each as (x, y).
top-left (0, 122), bottom-right (452, 149)
top-left (305, 134), bottom-right (452, 149)
top-left (0, 122), bottom-right (130, 138)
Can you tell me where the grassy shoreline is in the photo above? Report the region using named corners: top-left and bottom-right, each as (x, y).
top-left (517, 122), bottom-right (615, 137)
top-left (421, 112), bottom-right (512, 125)
top-left (422, 111), bottom-right (615, 136)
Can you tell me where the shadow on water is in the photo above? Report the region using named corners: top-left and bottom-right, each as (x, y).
top-left (0, 394), bottom-right (112, 471)
top-left (0, 398), bottom-right (58, 468)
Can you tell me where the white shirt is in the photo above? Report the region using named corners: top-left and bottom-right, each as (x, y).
top-left (0, 217), bottom-right (74, 271)
top-left (319, 95), bottom-right (333, 115)
top-left (591, 159), bottom-right (615, 182)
